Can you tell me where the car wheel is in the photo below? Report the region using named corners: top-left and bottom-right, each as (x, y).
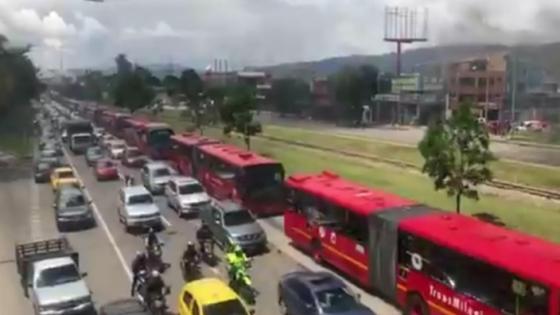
top-left (278, 296), bottom-right (289, 315)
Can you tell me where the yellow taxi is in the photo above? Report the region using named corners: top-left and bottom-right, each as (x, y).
top-left (50, 167), bottom-right (80, 191)
top-left (178, 278), bottom-right (253, 315)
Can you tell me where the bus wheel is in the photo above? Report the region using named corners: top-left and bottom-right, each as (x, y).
top-left (404, 294), bottom-right (429, 315)
top-left (311, 239), bottom-right (322, 264)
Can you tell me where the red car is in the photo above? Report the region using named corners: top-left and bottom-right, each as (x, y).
top-left (94, 159), bottom-right (119, 181)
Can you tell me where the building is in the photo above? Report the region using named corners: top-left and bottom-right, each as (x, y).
top-left (202, 70), bottom-right (272, 107)
top-left (374, 72), bottom-right (445, 125)
top-left (446, 54), bottom-right (507, 120)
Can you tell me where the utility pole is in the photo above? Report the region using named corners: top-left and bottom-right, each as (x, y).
top-left (511, 55), bottom-right (517, 122)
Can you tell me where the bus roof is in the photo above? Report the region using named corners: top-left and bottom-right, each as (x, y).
top-left (171, 133), bottom-right (219, 147)
top-left (124, 118), bottom-right (150, 128)
top-left (198, 143), bottom-right (279, 168)
top-left (400, 213), bottom-right (560, 288)
top-left (286, 171), bottom-right (416, 216)
top-left (146, 122), bottom-right (172, 131)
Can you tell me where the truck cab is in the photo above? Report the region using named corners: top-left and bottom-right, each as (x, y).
top-left (16, 238), bottom-right (94, 315)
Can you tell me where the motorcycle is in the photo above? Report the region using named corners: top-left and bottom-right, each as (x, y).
top-left (180, 255), bottom-right (201, 281)
top-left (199, 239), bottom-right (216, 266)
top-left (133, 272), bottom-right (170, 315)
top-left (228, 264), bottom-right (258, 305)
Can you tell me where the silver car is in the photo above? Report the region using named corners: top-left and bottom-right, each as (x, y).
top-left (200, 200), bottom-right (267, 254)
top-left (164, 176), bottom-right (210, 217)
top-left (118, 186), bottom-right (161, 232)
top-left (141, 162), bottom-right (177, 194)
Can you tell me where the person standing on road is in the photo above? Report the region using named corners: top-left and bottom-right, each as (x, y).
top-left (196, 223), bottom-right (214, 255)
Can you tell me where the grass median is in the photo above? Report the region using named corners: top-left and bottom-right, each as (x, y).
top-left (262, 125), bottom-right (560, 192)
top-left (157, 113), bottom-right (560, 242)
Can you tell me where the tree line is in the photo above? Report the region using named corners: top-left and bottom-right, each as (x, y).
top-left (0, 35), bottom-right (43, 113)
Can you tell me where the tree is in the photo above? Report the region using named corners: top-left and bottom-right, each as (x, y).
top-left (179, 69), bottom-right (205, 132)
top-left (269, 78), bottom-right (311, 115)
top-left (220, 84), bottom-right (260, 149)
top-left (329, 65), bottom-right (378, 122)
top-left (418, 102), bottom-right (494, 213)
top-left (0, 35), bottom-right (42, 112)
top-left (162, 75), bottom-right (180, 97)
top-left (112, 54), bottom-right (155, 113)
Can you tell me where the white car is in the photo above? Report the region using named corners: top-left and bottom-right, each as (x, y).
top-left (141, 162), bottom-right (177, 194)
top-left (165, 176), bottom-right (210, 217)
top-left (118, 186), bottom-right (161, 232)
top-left (99, 134), bottom-right (115, 150)
top-left (108, 140), bottom-right (126, 159)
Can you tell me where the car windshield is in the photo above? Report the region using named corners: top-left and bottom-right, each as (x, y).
top-left (41, 150), bottom-right (57, 157)
top-left (316, 287), bottom-right (357, 313)
top-left (61, 193), bottom-right (86, 208)
top-left (154, 168), bottom-right (171, 177)
top-left (128, 194), bottom-right (153, 204)
top-left (178, 183), bottom-right (204, 195)
top-left (37, 163), bottom-right (50, 171)
top-left (58, 171), bottom-right (74, 179)
top-left (99, 161), bottom-right (114, 168)
top-left (224, 210), bottom-right (254, 226)
top-left (36, 264), bottom-right (81, 287)
top-left (73, 135), bottom-right (91, 144)
top-left (88, 148), bottom-right (102, 156)
top-left (203, 299), bottom-right (247, 315)
top-left (127, 149), bottom-right (141, 157)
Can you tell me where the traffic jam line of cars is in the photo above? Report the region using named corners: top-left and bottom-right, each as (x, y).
top-left (28, 102), bottom-right (378, 315)
top-left (30, 98), bottom-right (560, 315)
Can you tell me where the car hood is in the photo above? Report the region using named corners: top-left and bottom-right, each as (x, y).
top-left (153, 176), bottom-right (173, 185)
top-left (226, 222), bottom-right (263, 237)
top-left (179, 193), bottom-right (210, 205)
top-left (126, 204), bottom-right (160, 216)
top-left (111, 148), bottom-right (125, 153)
top-left (35, 280), bottom-right (90, 306)
top-left (59, 206), bottom-right (90, 216)
top-left (98, 167), bottom-right (117, 173)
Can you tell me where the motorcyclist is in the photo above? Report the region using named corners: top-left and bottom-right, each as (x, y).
top-left (130, 251), bottom-right (148, 296)
top-left (196, 223), bottom-right (213, 255)
top-left (124, 173), bottom-right (135, 186)
top-left (225, 244), bottom-right (249, 281)
top-left (145, 227), bottom-right (159, 251)
top-left (144, 270), bottom-right (166, 306)
top-left (182, 241), bottom-right (199, 265)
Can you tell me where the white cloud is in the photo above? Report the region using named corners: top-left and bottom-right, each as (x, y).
top-left (43, 37), bottom-right (62, 49)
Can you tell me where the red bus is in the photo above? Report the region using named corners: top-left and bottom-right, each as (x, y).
top-left (169, 133), bottom-right (219, 176)
top-left (194, 143), bottom-right (285, 216)
top-left (285, 172), bottom-right (559, 315)
top-left (122, 118), bottom-right (174, 160)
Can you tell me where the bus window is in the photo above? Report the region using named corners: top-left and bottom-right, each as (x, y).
top-left (398, 232), bottom-right (550, 314)
top-left (210, 158), bottom-right (235, 180)
top-left (343, 211), bottom-right (368, 244)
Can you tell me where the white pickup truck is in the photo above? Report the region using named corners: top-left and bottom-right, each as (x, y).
top-left (16, 237), bottom-right (94, 315)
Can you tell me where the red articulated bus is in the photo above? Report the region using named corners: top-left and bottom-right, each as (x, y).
top-left (194, 143), bottom-right (285, 216)
top-left (169, 133), bottom-right (219, 176)
top-left (285, 171), bottom-right (560, 315)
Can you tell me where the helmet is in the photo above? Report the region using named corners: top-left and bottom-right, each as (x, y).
top-left (135, 251), bottom-right (143, 258)
top-left (148, 227), bottom-right (154, 234)
top-left (187, 241), bottom-right (195, 249)
top-left (234, 245), bottom-right (243, 255)
top-left (151, 270), bottom-right (160, 278)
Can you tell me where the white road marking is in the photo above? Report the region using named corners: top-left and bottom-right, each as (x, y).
top-left (29, 177), bottom-right (42, 240)
top-left (63, 150), bottom-right (133, 281)
top-left (160, 215), bottom-right (172, 227)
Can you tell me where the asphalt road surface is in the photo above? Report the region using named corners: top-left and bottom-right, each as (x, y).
top-left (1, 120), bottom-right (400, 314)
top-left (258, 112), bottom-right (560, 167)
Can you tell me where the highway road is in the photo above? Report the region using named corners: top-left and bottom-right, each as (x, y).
top-left (1, 118), bottom-right (400, 314)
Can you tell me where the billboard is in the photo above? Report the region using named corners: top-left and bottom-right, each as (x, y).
top-left (391, 74), bottom-right (420, 93)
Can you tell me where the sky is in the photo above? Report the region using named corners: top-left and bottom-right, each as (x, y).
top-left (1, 0), bottom-right (560, 71)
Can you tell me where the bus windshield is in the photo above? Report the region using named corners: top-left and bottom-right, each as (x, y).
top-left (148, 128), bottom-right (173, 146)
top-left (241, 164), bottom-right (284, 198)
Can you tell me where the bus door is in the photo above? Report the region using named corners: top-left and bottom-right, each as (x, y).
top-left (284, 188), bottom-right (318, 250)
top-left (205, 159), bottom-right (236, 200)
